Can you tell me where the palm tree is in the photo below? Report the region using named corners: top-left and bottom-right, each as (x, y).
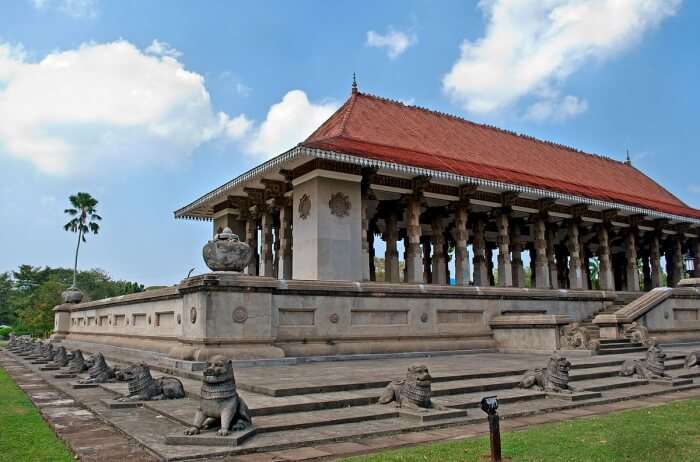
top-left (64, 193), bottom-right (102, 289)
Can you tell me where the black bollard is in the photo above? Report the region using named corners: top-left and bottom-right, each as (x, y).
top-left (481, 396), bottom-right (502, 462)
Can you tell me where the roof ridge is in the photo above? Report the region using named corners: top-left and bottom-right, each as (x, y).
top-left (337, 91), bottom-right (358, 136)
top-left (355, 91), bottom-right (628, 168)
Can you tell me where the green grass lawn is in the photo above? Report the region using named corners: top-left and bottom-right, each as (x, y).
top-left (0, 363), bottom-right (74, 462)
top-left (344, 399), bottom-right (700, 462)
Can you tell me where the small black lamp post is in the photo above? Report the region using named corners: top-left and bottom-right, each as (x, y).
top-left (480, 395), bottom-right (501, 462)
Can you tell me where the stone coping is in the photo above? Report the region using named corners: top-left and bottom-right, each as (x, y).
top-left (678, 278), bottom-right (700, 288)
top-left (592, 287), bottom-right (700, 325)
top-left (489, 314), bottom-right (572, 328)
top-left (62, 273), bottom-right (618, 312)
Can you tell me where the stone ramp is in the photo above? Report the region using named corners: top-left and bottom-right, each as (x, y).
top-left (5, 347), bottom-right (700, 461)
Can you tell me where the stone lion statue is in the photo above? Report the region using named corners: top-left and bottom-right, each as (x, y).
top-left (684, 351), bottom-right (700, 369)
top-left (519, 354), bottom-right (576, 393)
top-left (378, 364), bottom-right (439, 410)
top-left (51, 346), bottom-right (70, 367)
top-left (561, 322), bottom-right (591, 350)
top-left (184, 355), bottom-right (252, 436)
top-left (117, 364), bottom-right (185, 402)
top-left (620, 343), bottom-right (671, 380)
top-left (40, 342), bottom-right (55, 361)
top-left (79, 352), bottom-right (115, 384)
top-left (66, 349), bottom-right (89, 374)
top-left (623, 322), bottom-right (654, 346)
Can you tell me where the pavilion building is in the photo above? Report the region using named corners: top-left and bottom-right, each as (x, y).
top-left (175, 86), bottom-right (700, 292)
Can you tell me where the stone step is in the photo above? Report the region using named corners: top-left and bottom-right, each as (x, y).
top-left (599, 342), bottom-right (644, 349)
top-left (432, 388), bottom-right (547, 409)
top-left (598, 338), bottom-right (633, 345)
top-left (576, 376), bottom-right (649, 392)
top-left (596, 346), bottom-right (649, 355)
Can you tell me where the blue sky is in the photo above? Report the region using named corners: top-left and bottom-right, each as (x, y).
top-left (0, 0), bottom-right (698, 285)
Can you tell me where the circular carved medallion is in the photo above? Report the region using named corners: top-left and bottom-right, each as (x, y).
top-left (420, 313), bottom-right (429, 323)
top-left (177, 314), bottom-right (182, 324)
top-left (190, 307), bottom-right (197, 324)
top-left (329, 192), bottom-right (351, 217)
top-left (233, 306), bottom-right (248, 324)
top-left (329, 313), bottom-right (339, 324)
top-left (298, 194), bottom-right (311, 220)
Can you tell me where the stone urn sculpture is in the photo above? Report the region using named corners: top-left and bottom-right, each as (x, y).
top-left (62, 286), bottom-right (84, 303)
top-left (202, 227), bottom-right (252, 272)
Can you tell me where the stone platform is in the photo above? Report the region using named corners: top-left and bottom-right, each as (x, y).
top-left (4, 346), bottom-right (700, 461)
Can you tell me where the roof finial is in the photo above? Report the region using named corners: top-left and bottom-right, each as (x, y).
top-left (351, 72), bottom-right (358, 94)
top-left (624, 149), bottom-right (632, 166)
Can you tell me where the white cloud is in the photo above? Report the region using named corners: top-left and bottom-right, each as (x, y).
top-left (246, 90), bottom-right (338, 159)
top-left (145, 40), bottom-right (182, 59)
top-left (689, 185), bottom-right (700, 194)
top-left (366, 28), bottom-right (417, 59)
top-left (0, 40), bottom-right (245, 175)
top-left (443, 0), bottom-right (681, 119)
top-left (30, 0), bottom-right (99, 18)
top-left (235, 82), bottom-right (252, 97)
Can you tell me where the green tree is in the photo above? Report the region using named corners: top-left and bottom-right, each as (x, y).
top-left (0, 272), bottom-right (13, 325)
top-left (64, 192), bottom-right (102, 289)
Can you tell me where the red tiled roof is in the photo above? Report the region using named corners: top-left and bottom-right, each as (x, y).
top-left (302, 92), bottom-right (700, 220)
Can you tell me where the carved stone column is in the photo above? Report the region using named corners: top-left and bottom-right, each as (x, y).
top-left (510, 221), bottom-right (524, 288)
top-left (472, 217), bottom-right (489, 287)
top-left (533, 217), bottom-right (550, 289)
top-left (496, 211), bottom-right (513, 287)
top-left (405, 197), bottom-right (423, 283)
top-left (278, 201), bottom-right (293, 280)
top-left (245, 213), bottom-right (259, 276)
top-left (567, 221), bottom-right (583, 289)
top-left (454, 206), bottom-right (469, 286)
top-left (624, 230), bottom-right (640, 291)
top-left (431, 215), bottom-right (447, 284)
top-left (260, 208), bottom-right (275, 277)
top-left (384, 212), bottom-right (400, 283)
top-left (597, 225), bottom-right (614, 290)
top-left (650, 234), bottom-right (662, 288)
top-left (361, 194), bottom-right (370, 282)
top-left (547, 226), bottom-right (559, 289)
top-left (421, 236), bottom-right (432, 284)
top-left (669, 237), bottom-right (683, 287)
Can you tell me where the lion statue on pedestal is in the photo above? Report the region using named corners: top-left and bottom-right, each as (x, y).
top-left (116, 364), bottom-right (185, 402)
top-left (378, 364), bottom-right (440, 409)
top-left (184, 355), bottom-right (252, 436)
top-left (620, 343), bottom-right (671, 380)
top-left (519, 354), bottom-right (576, 393)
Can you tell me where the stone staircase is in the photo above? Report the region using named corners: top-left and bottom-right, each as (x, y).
top-left (578, 294), bottom-right (648, 355)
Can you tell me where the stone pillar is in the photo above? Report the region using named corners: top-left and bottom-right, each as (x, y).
top-left (556, 246), bottom-right (568, 289)
top-left (694, 240), bottom-right (700, 278)
top-left (510, 221), bottom-right (524, 288)
top-left (597, 225), bottom-right (614, 291)
top-left (279, 202), bottom-right (293, 280)
top-left (454, 206), bottom-right (470, 286)
top-left (650, 234), bottom-right (662, 288)
top-left (472, 218), bottom-right (489, 287)
top-left (361, 193), bottom-right (370, 282)
top-left (405, 197), bottom-right (423, 283)
top-left (487, 245), bottom-right (496, 286)
top-left (624, 231), bottom-right (640, 291)
top-left (273, 220), bottom-right (280, 278)
top-left (245, 214), bottom-right (259, 276)
top-left (547, 226), bottom-right (558, 289)
top-left (421, 236), bottom-right (432, 284)
top-left (642, 252), bottom-right (652, 291)
top-left (384, 212), bottom-right (400, 283)
top-left (532, 217), bottom-right (550, 289)
top-left (261, 208), bottom-right (275, 278)
top-left (496, 211), bottom-right (513, 287)
top-left (567, 221), bottom-right (584, 289)
top-left (368, 230), bottom-right (376, 281)
top-left (670, 237), bottom-right (683, 287)
top-left (431, 215), bottom-right (447, 284)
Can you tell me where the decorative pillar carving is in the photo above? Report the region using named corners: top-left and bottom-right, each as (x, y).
top-left (260, 208), bottom-right (275, 277)
top-left (496, 211), bottom-right (513, 287)
top-left (510, 221), bottom-right (524, 288)
top-left (431, 214), bottom-right (447, 284)
top-left (245, 212), bottom-right (259, 276)
top-left (650, 233), bottom-right (662, 288)
top-left (597, 225), bottom-right (614, 290)
top-left (567, 220), bottom-right (583, 289)
top-left (547, 226), bottom-right (559, 289)
top-left (472, 217), bottom-right (489, 287)
top-left (384, 212), bottom-right (400, 283)
top-left (405, 196), bottom-right (423, 283)
top-left (278, 200), bottom-right (293, 280)
top-left (421, 236), bottom-right (432, 284)
top-left (624, 230), bottom-right (640, 291)
top-left (533, 217), bottom-right (550, 289)
top-left (454, 205), bottom-right (470, 286)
